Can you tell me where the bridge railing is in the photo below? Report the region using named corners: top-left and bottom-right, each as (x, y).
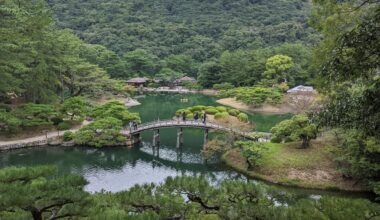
top-left (122, 119), bottom-right (272, 142)
top-left (128, 119), bottom-right (251, 135)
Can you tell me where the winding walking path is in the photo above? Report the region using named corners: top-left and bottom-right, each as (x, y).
top-left (0, 121), bottom-right (90, 150)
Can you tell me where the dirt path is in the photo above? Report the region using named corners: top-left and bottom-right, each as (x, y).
top-left (0, 121), bottom-right (90, 147)
top-left (217, 98), bottom-right (296, 114)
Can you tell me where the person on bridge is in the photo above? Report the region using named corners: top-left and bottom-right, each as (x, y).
top-left (193, 112), bottom-right (199, 121)
top-left (202, 112), bottom-right (207, 124)
top-left (133, 121), bottom-right (138, 130)
top-left (182, 112), bottom-right (186, 122)
top-left (129, 121), bottom-right (133, 131)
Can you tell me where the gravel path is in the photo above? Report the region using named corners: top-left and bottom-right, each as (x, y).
top-left (0, 121), bottom-right (90, 147)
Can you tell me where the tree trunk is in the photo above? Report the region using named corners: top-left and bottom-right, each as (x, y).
top-left (31, 208), bottom-right (42, 220)
top-left (301, 137), bottom-right (309, 148)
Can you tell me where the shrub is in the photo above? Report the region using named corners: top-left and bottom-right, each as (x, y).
top-left (147, 82), bottom-right (160, 88)
top-left (215, 106), bottom-right (227, 112)
top-left (228, 109), bottom-right (240, 116)
top-left (91, 101), bottom-right (141, 125)
top-left (220, 86), bottom-right (283, 107)
top-left (51, 117), bottom-right (64, 126)
top-left (186, 113), bottom-right (193, 119)
top-left (176, 109), bottom-right (191, 116)
top-left (14, 103), bottom-right (57, 127)
top-left (74, 117), bottom-right (126, 147)
top-left (0, 104), bottom-right (11, 112)
top-left (183, 82), bottom-right (202, 90)
top-left (63, 131), bottom-right (74, 141)
top-left (0, 110), bottom-right (21, 134)
top-left (57, 121), bottom-right (71, 130)
top-left (191, 105), bottom-right (206, 112)
top-left (202, 139), bottom-right (228, 160)
top-left (237, 113), bottom-right (249, 122)
top-left (270, 114), bottom-right (317, 148)
top-left (212, 83), bottom-right (234, 90)
top-left (214, 112), bottom-right (229, 120)
top-left (236, 141), bottom-right (266, 169)
top-left (205, 107), bottom-right (218, 115)
top-left (61, 97), bottom-right (88, 121)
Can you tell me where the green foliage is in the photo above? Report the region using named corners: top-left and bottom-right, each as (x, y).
top-left (261, 55), bottom-right (294, 86)
top-left (182, 81), bottom-right (202, 90)
top-left (311, 1), bottom-right (380, 194)
top-left (198, 61), bottom-right (222, 88)
top-left (40, 1), bottom-right (318, 88)
top-left (332, 129), bottom-right (380, 185)
top-left (63, 131), bottom-right (74, 141)
top-left (191, 105), bottom-right (207, 112)
top-left (0, 110), bottom-right (22, 134)
top-left (237, 113), bottom-right (249, 123)
top-left (175, 109), bottom-right (191, 117)
top-left (228, 109), bottom-right (240, 116)
top-left (0, 1), bottom-right (114, 103)
top-left (271, 114), bottom-right (317, 148)
top-left (156, 68), bottom-right (183, 85)
top-left (164, 54), bottom-right (198, 77)
top-left (237, 141), bottom-right (267, 169)
top-left (205, 107), bottom-right (218, 115)
top-left (57, 121), bottom-right (71, 130)
top-left (213, 83), bottom-right (234, 90)
top-left (214, 112), bottom-right (229, 120)
top-left (0, 166), bottom-right (90, 220)
top-left (215, 106), bottom-right (227, 112)
top-left (79, 43), bottom-right (126, 79)
top-left (50, 117), bottom-right (64, 126)
top-left (48, 0), bottom-right (317, 61)
top-left (74, 117), bottom-right (127, 147)
top-left (221, 86), bottom-right (283, 107)
top-left (248, 132), bottom-right (266, 141)
top-left (122, 49), bottom-right (159, 78)
top-left (91, 101), bottom-right (140, 126)
top-left (14, 104), bottom-right (57, 128)
top-left (202, 140), bottom-right (229, 160)
top-left (61, 96), bottom-right (88, 121)
top-left (1, 167), bottom-right (379, 220)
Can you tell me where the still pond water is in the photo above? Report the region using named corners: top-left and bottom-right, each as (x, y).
top-left (0, 94), bottom-right (374, 203)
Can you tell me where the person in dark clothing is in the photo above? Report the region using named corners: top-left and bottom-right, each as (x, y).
top-left (182, 112), bottom-right (186, 121)
top-left (194, 112), bottom-right (199, 121)
top-left (202, 113), bottom-right (207, 124)
top-left (133, 121), bottom-right (138, 130)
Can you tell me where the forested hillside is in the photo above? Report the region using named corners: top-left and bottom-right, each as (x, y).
top-left (0, 1), bottom-right (119, 103)
top-left (47, 0), bottom-right (320, 84)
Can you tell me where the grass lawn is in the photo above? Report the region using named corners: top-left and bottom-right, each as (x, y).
top-left (222, 135), bottom-right (369, 191)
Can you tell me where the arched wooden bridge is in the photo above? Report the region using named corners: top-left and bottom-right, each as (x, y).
top-left (121, 120), bottom-right (271, 147)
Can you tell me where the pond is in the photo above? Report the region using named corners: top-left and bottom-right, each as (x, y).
top-left (0, 93), bottom-right (374, 204)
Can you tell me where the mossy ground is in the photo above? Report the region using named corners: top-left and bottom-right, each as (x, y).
top-left (222, 135), bottom-right (369, 191)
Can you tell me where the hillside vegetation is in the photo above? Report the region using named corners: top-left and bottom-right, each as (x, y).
top-left (47, 0), bottom-right (319, 84)
top-left (49, 0), bottom-right (318, 57)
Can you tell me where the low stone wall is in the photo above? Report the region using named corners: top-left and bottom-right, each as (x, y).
top-left (0, 135), bottom-right (141, 151)
top-left (0, 137), bottom-right (63, 151)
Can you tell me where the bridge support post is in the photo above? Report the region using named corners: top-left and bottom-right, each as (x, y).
top-left (153, 129), bottom-right (160, 147)
top-left (132, 133), bottom-right (141, 145)
top-left (176, 128), bottom-right (183, 148)
top-left (204, 129), bottom-right (209, 146)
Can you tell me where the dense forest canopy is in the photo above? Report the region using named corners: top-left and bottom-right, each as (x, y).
top-left (48, 0), bottom-right (319, 57)
top-left (46, 0), bottom-right (320, 84)
top-left (0, 0), bottom-right (119, 103)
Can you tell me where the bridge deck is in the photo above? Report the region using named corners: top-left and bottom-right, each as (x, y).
top-left (121, 120), bottom-right (271, 141)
